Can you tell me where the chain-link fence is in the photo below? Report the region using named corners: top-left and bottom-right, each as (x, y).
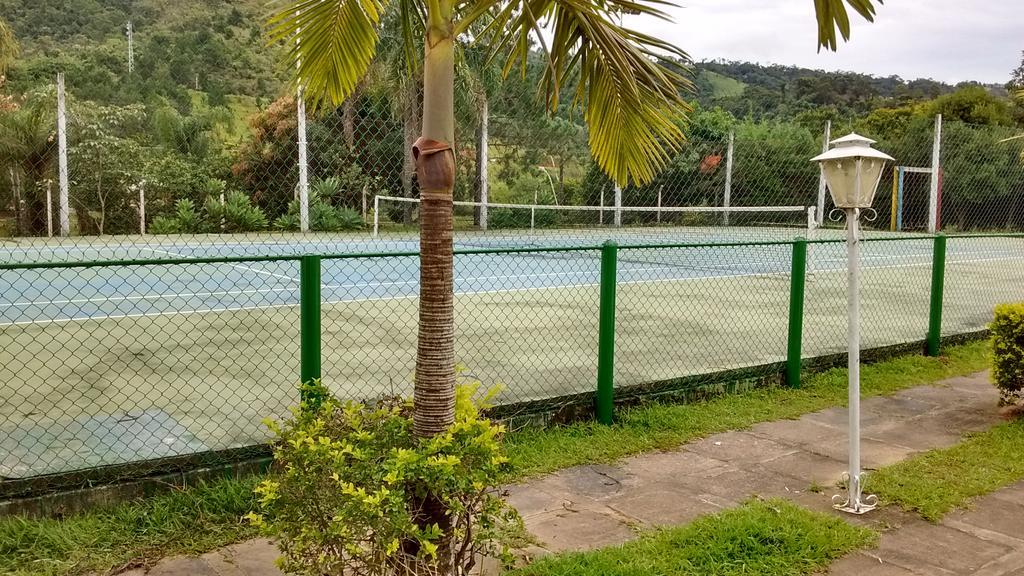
top-left (2, 232), bottom-right (1021, 496)
top-left (2, 17), bottom-right (1024, 500)
top-left (5, 66), bottom-right (1022, 265)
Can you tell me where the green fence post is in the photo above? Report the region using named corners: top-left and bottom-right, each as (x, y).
top-left (786, 238), bottom-right (808, 388)
top-left (596, 241), bottom-right (618, 425)
top-left (926, 234), bottom-right (947, 356)
top-left (300, 254), bottom-right (322, 403)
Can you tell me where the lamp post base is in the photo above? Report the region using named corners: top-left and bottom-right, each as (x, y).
top-left (833, 472), bottom-right (878, 515)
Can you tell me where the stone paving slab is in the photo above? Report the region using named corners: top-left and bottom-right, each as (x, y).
top-left (118, 370), bottom-right (1024, 575)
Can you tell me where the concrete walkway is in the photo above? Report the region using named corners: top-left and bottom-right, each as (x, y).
top-left (128, 371), bottom-right (1020, 576)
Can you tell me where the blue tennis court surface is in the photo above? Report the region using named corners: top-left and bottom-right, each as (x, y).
top-left (2, 234), bottom-right (1022, 326)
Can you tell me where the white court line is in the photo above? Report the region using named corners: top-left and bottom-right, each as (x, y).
top-left (143, 248), bottom-right (299, 284)
top-left (4, 254), bottom-right (1022, 327)
top-left (0, 287), bottom-right (297, 309)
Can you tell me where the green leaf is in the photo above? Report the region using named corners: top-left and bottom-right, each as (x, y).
top-left (813, 0), bottom-right (882, 52)
top-left (267, 0), bottom-right (389, 110)
top-left (468, 0), bottom-right (693, 187)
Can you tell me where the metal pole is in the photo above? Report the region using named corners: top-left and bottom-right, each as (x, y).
top-left (724, 129), bottom-right (734, 226)
top-left (126, 21), bottom-right (134, 75)
top-left (786, 238), bottom-right (807, 387)
top-left (657, 186), bottom-right (662, 224)
top-left (300, 255), bottom-right (322, 404)
top-left (928, 114), bottom-right (942, 234)
top-left (890, 167), bottom-right (898, 232)
top-left (479, 103), bottom-right (489, 231)
top-left (926, 234), bottom-right (947, 356)
top-left (897, 167), bottom-right (905, 232)
top-left (834, 202), bottom-right (876, 514)
top-left (56, 73), bottom-right (70, 237)
top-left (45, 180), bottom-right (53, 238)
top-left (816, 121), bottom-right (831, 226)
top-left (613, 183), bottom-right (622, 227)
top-left (600, 187), bottom-right (605, 225)
top-left (139, 181), bottom-right (146, 235)
top-left (362, 184), bottom-right (368, 222)
top-left (295, 18), bottom-right (310, 233)
top-left (373, 195), bottom-right (380, 237)
top-left (847, 208), bottom-right (863, 508)
top-left (596, 240), bottom-right (618, 425)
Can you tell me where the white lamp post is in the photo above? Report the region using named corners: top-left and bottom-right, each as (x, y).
top-left (811, 133), bottom-right (893, 515)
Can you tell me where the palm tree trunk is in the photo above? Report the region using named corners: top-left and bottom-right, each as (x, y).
top-left (415, 2), bottom-right (456, 440)
top-left (411, 5), bottom-right (457, 571)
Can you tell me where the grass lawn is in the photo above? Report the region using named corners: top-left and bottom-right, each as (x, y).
top-left (0, 341), bottom-right (989, 575)
top-left (507, 341), bottom-right (990, 477)
top-left (509, 499), bottom-right (876, 576)
top-left (867, 416), bottom-right (1024, 521)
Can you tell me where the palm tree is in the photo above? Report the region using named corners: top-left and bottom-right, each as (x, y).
top-left (269, 0), bottom-right (878, 565)
top-left (0, 97), bottom-right (56, 236)
top-left (0, 17), bottom-right (17, 75)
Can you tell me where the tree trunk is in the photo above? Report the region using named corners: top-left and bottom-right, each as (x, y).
top-left (401, 81), bottom-right (420, 225)
top-left (474, 96), bottom-right (488, 228)
top-left (343, 98), bottom-right (356, 152)
top-left (411, 4), bottom-right (457, 571)
top-left (416, 2), bottom-right (456, 440)
top-left (557, 161), bottom-right (564, 204)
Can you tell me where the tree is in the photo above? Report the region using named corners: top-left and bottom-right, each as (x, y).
top-left (925, 85), bottom-right (1015, 127)
top-left (0, 91), bottom-right (55, 236)
top-left (0, 16), bottom-right (18, 75)
top-left (269, 0), bottom-right (879, 569)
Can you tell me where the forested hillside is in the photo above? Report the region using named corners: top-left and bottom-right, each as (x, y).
top-left (1, 1), bottom-right (1021, 237)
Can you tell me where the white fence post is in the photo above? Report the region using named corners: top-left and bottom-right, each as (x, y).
top-left (296, 90), bottom-right (310, 233)
top-left (45, 180), bottom-right (53, 237)
top-left (723, 129), bottom-right (734, 226)
top-left (657, 185), bottom-right (662, 224)
top-left (599, 187), bottom-right (605, 225)
top-left (816, 120), bottom-right (831, 227)
top-left (138, 180), bottom-right (146, 235)
top-left (478, 100), bottom-right (489, 231)
top-left (295, 17), bottom-right (310, 233)
top-left (613, 183), bottom-right (622, 227)
top-left (373, 195), bottom-right (380, 237)
top-left (56, 73), bottom-right (70, 237)
top-left (928, 114), bottom-right (942, 234)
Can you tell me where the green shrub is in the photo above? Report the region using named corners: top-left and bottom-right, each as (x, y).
top-left (992, 303), bottom-right (1024, 404)
top-left (149, 199), bottom-right (205, 234)
top-left (489, 208), bottom-right (559, 230)
top-left (204, 192), bottom-right (268, 233)
top-left (250, 380), bottom-right (518, 576)
top-left (273, 194), bottom-right (364, 232)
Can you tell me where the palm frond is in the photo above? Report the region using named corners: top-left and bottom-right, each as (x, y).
top-left (814, 0), bottom-right (881, 52)
top-left (267, 0), bottom-right (391, 110)
top-left (467, 0), bottom-right (692, 186)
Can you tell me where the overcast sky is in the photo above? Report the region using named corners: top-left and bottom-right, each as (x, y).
top-left (627, 0), bottom-right (1022, 85)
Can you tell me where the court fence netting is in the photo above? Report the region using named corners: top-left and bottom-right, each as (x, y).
top-left (1, 231), bottom-right (1022, 500)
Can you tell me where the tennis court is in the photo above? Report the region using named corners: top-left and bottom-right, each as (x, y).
top-left (1, 231), bottom-right (1022, 478)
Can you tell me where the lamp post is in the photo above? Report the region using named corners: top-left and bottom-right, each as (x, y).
top-left (811, 133), bottom-right (893, 515)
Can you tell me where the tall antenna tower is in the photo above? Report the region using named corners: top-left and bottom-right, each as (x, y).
top-left (126, 21), bottom-right (134, 75)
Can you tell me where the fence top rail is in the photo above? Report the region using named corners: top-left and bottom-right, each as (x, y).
top-left (2, 232), bottom-right (1021, 270)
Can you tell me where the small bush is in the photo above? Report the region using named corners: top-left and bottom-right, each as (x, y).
top-left (250, 380), bottom-right (519, 576)
top-left (489, 208), bottom-right (559, 230)
top-left (992, 303), bottom-right (1024, 404)
top-left (204, 192), bottom-right (268, 233)
top-left (273, 194), bottom-right (365, 232)
top-left (149, 199), bottom-right (205, 234)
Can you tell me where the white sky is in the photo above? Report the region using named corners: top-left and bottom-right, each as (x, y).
top-left (627, 0), bottom-right (1022, 85)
